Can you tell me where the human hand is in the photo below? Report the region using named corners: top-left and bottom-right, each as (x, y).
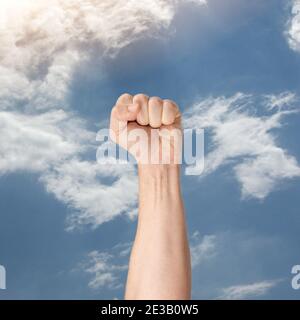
top-left (110, 93), bottom-right (182, 164)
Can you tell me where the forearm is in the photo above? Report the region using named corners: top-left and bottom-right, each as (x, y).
top-left (125, 165), bottom-right (191, 300)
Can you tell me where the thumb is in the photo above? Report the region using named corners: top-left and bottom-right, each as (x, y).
top-left (110, 103), bottom-right (140, 136)
top-left (113, 103), bottom-right (140, 122)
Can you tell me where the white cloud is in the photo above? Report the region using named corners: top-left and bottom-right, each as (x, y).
top-left (184, 93), bottom-right (300, 199)
top-left (0, 110), bottom-right (92, 174)
top-left (1, 0), bottom-right (299, 228)
top-left (217, 280), bottom-right (280, 300)
top-left (264, 92), bottom-right (297, 111)
top-left (84, 230), bottom-right (217, 292)
top-left (191, 231), bottom-right (286, 299)
top-left (0, 0), bottom-right (206, 80)
top-left (190, 232), bottom-right (217, 267)
top-left (81, 242), bottom-right (132, 290)
top-left (83, 251), bottom-right (127, 290)
top-left (235, 150), bottom-right (300, 199)
top-left (41, 160), bottom-right (138, 229)
top-left (286, 0), bottom-right (300, 53)
top-left (0, 0), bottom-right (205, 227)
top-left (0, 106), bottom-right (139, 228)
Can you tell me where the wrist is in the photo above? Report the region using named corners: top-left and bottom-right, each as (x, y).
top-left (137, 164), bottom-right (184, 227)
top-left (138, 164), bottom-right (182, 196)
top-left (138, 164), bottom-right (180, 180)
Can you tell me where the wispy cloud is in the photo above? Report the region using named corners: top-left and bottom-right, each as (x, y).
top-left (0, 0), bottom-right (206, 228)
top-left (286, 0), bottom-right (300, 53)
top-left (190, 230), bottom-right (286, 299)
top-left (0, 110), bottom-right (92, 174)
top-left (184, 93), bottom-right (300, 199)
top-left (81, 242), bottom-right (132, 290)
top-left (1, 0), bottom-right (206, 120)
top-left (40, 160), bottom-right (138, 229)
top-left (1, 1), bottom-right (299, 230)
top-left (264, 92), bottom-right (298, 111)
top-left (217, 279), bottom-right (281, 300)
top-left (83, 251), bottom-right (127, 290)
top-left (82, 230), bottom-right (217, 290)
top-left (190, 232), bottom-right (217, 268)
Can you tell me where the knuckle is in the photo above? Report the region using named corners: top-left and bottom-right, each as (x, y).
top-left (114, 104), bottom-right (122, 112)
top-left (149, 96), bottom-right (163, 107)
top-left (112, 104), bottom-right (124, 119)
top-left (117, 93), bottom-right (133, 104)
top-left (119, 93), bottom-right (132, 99)
top-left (150, 96), bottom-right (162, 102)
top-left (164, 99), bottom-right (179, 109)
top-left (133, 93), bottom-right (149, 102)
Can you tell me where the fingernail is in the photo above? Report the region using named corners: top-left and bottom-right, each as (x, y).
top-left (128, 103), bottom-right (138, 112)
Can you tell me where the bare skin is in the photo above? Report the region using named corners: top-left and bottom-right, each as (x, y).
top-left (110, 93), bottom-right (191, 300)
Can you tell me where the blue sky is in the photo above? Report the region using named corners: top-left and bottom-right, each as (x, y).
top-left (0, 0), bottom-right (300, 299)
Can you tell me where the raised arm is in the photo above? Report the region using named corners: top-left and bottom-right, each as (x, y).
top-left (125, 163), bottom-right (191, 299)
top-left (110, 93), bottom-right (191, 300)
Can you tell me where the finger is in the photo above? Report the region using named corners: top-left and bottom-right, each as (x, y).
top-left (112, 93), bottom-right (138, 123)
top-left (148, 96), bottom-right (163, 128)
top-left (116, 93), bottom-right (133, 105)
top-left (162, 99), bottom-right (180, 125)
top-left (133, 93), bottom-right (149, 126)
top-left (112, 102), bottom-right (140, 122)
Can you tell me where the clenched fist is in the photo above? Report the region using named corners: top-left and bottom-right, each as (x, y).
top-left (110, 93), bottom-right (182, 164)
